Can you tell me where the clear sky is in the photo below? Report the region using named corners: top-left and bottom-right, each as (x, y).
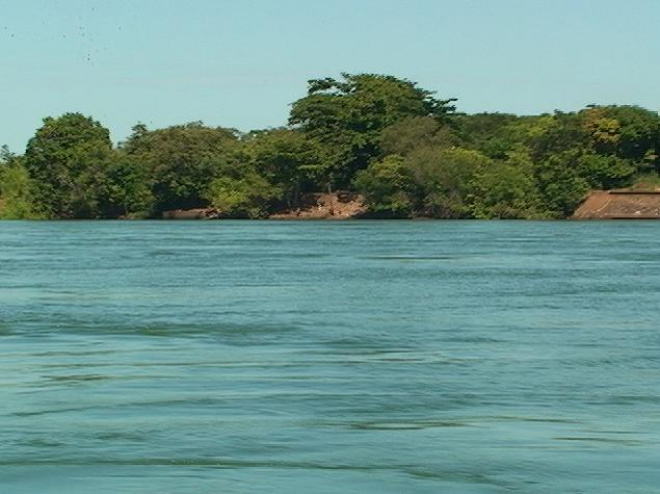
top-left (1, 0), bottom-right (659, 151)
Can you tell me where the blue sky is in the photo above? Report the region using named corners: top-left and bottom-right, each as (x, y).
top-left (1, 0), bottom-right (659, 151)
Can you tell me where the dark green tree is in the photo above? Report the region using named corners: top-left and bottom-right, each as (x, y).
top-left (102, 153), bottom-right (156, 218)
top-left (354, 155), bottom-right (415, 217)
top-left (535, 151), bottom-right (590, 217)
top-left (241, 129), bottom-right (328, 207)
top-left (379, 116), bottom-right (459, 157)
top-left (406, 147), bottom-right (491, 218)
top-left (576, 152), bottom-right (635, 189)
top-left (120, 122), bottom-right (238, 212)
top-left (289, 73), bottom-right (456, 187)
top-left (24, 113), bottom-right (114, 218)
top-left (470, 152), bottom-right (543, 219)
top-left (529, 111), bottom-right (590, 162)
top-left (583, 106), bottom-right (660, 173)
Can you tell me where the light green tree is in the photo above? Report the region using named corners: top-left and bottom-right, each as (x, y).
top-left (0, 147), bottom-right (43, 219)
top-left (354, 155), bottom-right (414, 217)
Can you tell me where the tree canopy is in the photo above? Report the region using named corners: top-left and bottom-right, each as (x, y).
top-left (289, 73), bottom-right (457, 188)
top-left (23, 113), bottom-right (114, 218)
top-left (1, 74), bottom-right (659, 220)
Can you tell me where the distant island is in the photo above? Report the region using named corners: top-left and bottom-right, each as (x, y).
top-left (2, 73), bottom-right (659, 220)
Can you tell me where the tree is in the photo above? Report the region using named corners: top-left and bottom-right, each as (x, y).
top-left (102, 153), bottom-right (156, 218)
top-left (289, 73), bottom-right (456, 187)
top-left (23, 113), bottom-right (114, 218)
top-left (576, 152), bottom-right (635, 189)
top-left (455, 113), bottom-right (518, 158)
top-left (241, 129), bottom-right (328, 207)
top-left (590, 106), bottom-right (660, 173)
top-left (535, 151), bottom-right (590, 217)
top-left (529, 111), bottom-right (590, 162)
top-left (470, 152), bottom-right (543, 219)
top-left (354, 155), bottom-right (414, 217)
top-left (0, 148), bottom-right (42, 219)
top-left (406, 147), bottom-right (491, 218)
top-left (120, 122), bottom-right (239, 212)
top-left (379, 116), bottom-right (459, 157)
top-left (203, 160), bottom-right (280, 218)
top-left (580, 107), bottom-right (622, 155)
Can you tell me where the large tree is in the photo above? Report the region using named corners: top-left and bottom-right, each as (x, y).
top-left (289, 73), bottom-right (456, 188)
top-left (406, 147), bottom-right (491, 218)
top-left (241, 128), bottom-right (328, 207)
top-left (119, 122), bottom-right (239, 212)
top-left (581, 105), bottom-right (660, 173)
top-left (24, 113), bottom-right (114, 218)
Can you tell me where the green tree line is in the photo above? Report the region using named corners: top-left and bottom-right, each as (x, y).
top-left (2, 73), bottom-right (659, 219)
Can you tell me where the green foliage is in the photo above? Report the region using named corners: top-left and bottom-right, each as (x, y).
top-left (103, 154), bottom-right (156, 218)
top-left (0, 150), bottom-right (43, 219)
top-left (530, 112), bottom-right (590, 162)
top-left (24, 113), bottom-right (114, 218)
top-left (633, 171), bottom-right (660, 189)
top-left (580, 107), bottom-right (622, 155)
top-left (455, 113), bottom-right (520, 159)
top-left (456, 113), bottom-right (551, 160)
top-left (576, 153), bottom-right (635, 189)
top-left (290, 73), bottom-right (456, 187)
top-left (379, 116), bottom-right (459, 157)
top-left (470, 152), bottom-right (543, 219)
top-left (596, 106), bottom-right (660, 163)
top-left (535, 151), bottom-right (590, 217)
top-left (406, 147), bottom-right (491, 218)
top-left (204, 170), bottom-right (279, 219)
top-left (354, 155), bottom-right (414, 217)
top-left (120, 122), bottom-right (238, 212)
top-left (240, 129), bottom-right (328, 207)
top-left (356, 148), bottom-right (499, 219)
top-left (4, 74), bottom-right (660, 221)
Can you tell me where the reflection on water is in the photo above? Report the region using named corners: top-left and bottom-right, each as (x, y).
top-left (1, 221), bottom-right (659, 494)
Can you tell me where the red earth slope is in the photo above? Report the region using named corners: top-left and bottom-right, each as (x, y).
top-left (572, 189), bottom-right (660, 219)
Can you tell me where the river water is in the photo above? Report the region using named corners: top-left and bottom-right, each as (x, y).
top-left (1, 221), bottom-right (658, 493)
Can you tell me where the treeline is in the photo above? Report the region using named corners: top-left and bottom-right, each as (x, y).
top-left (1, 73), bottom-right (659, 219)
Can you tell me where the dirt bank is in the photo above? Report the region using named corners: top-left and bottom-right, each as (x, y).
top-left (269, 192), bottom-right (365, 220)
top-left (572, 189), bottom-right (660, 219)
top-left (161, 192), bottom-right (365, 220)
top-left (162, 208), bottom-right (223, 219)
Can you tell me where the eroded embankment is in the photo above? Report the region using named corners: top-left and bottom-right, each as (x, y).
top-left (572, 189), bottom-right (660, 219)
top-left (269, 192), bottom-right (365, 220)
top-left (161, 192), bottom-right (365, 220)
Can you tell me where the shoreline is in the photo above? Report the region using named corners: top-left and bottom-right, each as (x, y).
top-left (4, 189), bottom-right (660, 221)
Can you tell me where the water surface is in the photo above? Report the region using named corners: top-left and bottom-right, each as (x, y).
top-left (1, 221), bottom-right (659, 493)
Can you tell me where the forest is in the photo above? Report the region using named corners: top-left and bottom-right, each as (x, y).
top-left (1, 73), bottom-right (659, 220)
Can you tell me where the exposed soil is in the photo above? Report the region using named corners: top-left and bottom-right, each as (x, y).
top-left (269, 192), bottom-right (365, 220)
top-left (572, 189), bottom-right (660, 219)
top-left (161, 192), bottom-right (366, 220)
top-left (161, 208), bottom-right (224, 220)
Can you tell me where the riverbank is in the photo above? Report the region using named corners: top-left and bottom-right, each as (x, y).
top-left (160, 189), bottom-right (660, 221)
top-left (6, 190), bottom-right (660, 221)
top-left (572, 189), bottom-right (660, 220)
top-left (162, 193), bottom-right (366, 220)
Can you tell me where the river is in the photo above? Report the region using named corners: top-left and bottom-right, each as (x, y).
top-left (1, 221), bottom-right (658, 493)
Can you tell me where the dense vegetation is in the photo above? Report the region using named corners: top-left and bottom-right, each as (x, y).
top-left (2, 73), bottom-right (659, 219)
